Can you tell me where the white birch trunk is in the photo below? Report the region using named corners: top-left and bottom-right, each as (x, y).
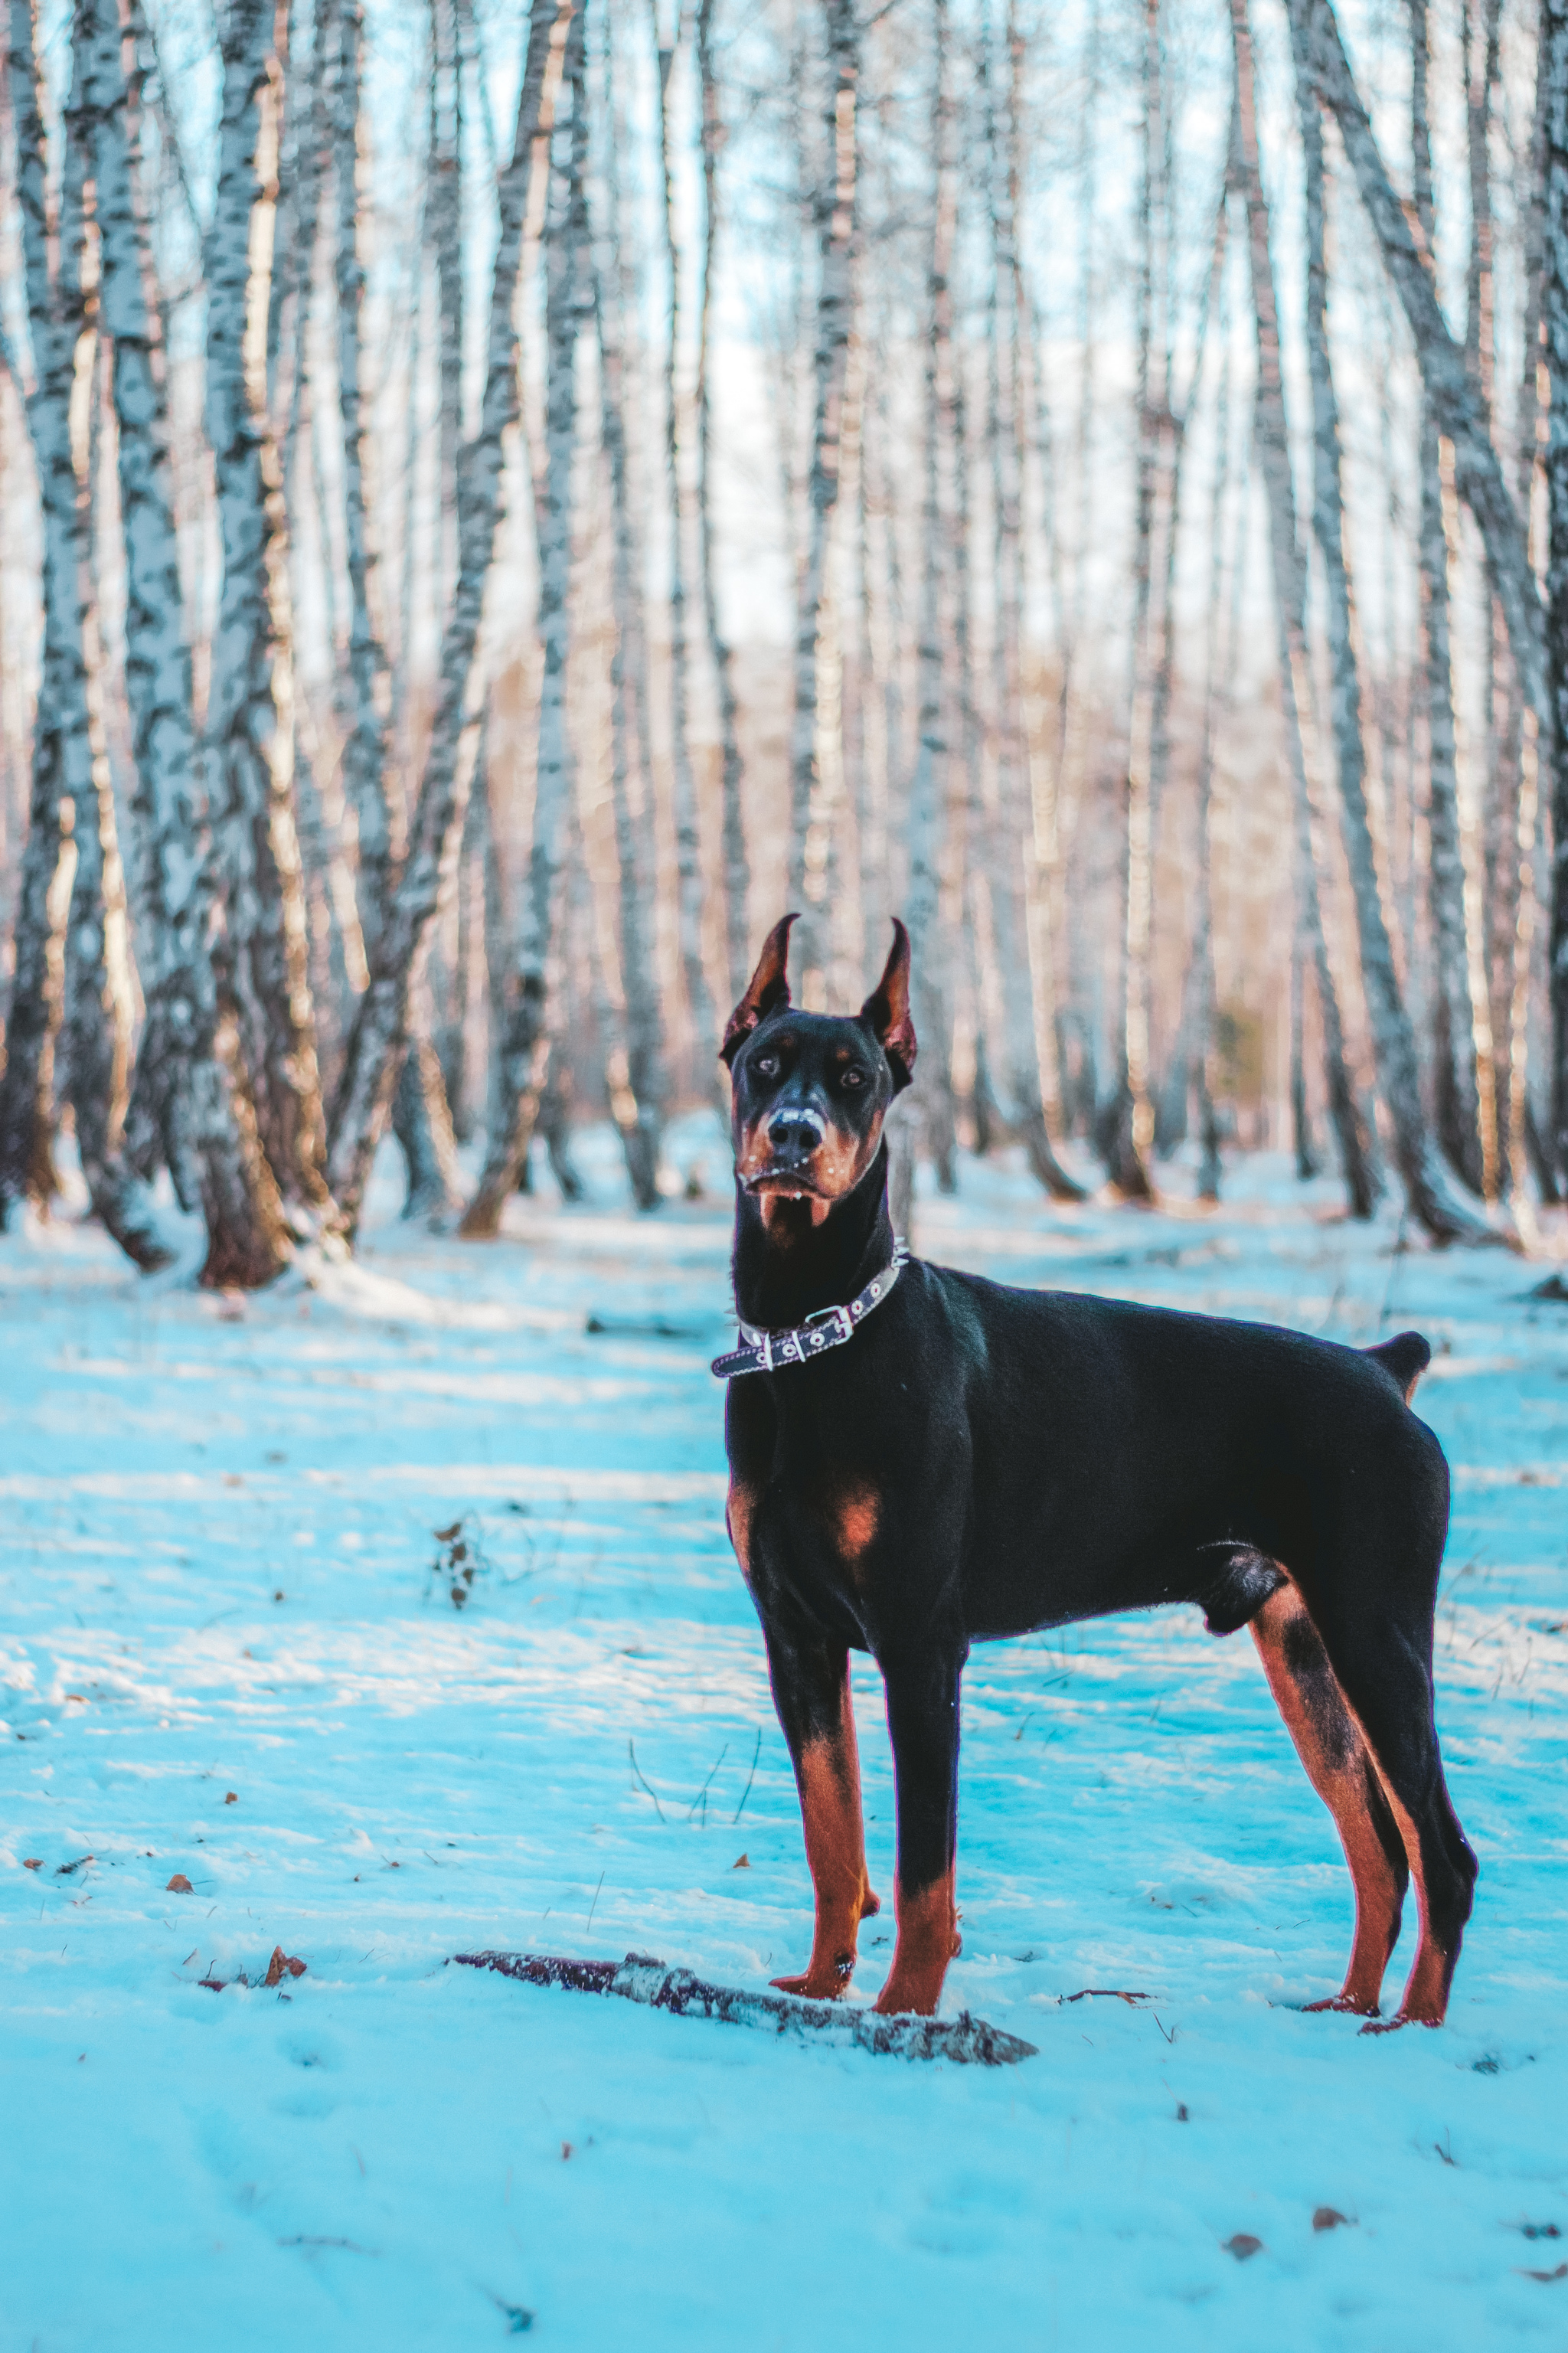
top-left (648, 0), bottom-right (714, 1075)
top-left (82, 0), bottom-right (289, 1284)
top-left (786, 0), bottom-right (859, 1002)
top-left (434, 0), bottom-right (463, 589)
top-left (1190, 279), bottom-right (1235, 1201)
top-left (0, 0), bottom-right (150, 1262)
top-left (54, 75), bottom-right (138, 1250)
top-left (0, 0), bottom-right (90, 1221)
top-left (593, 30), bottom-right (667, 1208)
top-left (335, 0), bottom-right (394, 949)
top-left (903, 0), bottom-right (958, 1195)
top-left (1298, 0), bottom-right (1546, 724)
top-left (325, 0), bottom-right (574, 1234)
top-left (1104, 0), bottom-right (1161, 1200)
top-left (1150, 191), bottom-right (1228, 1164)
top-left (204, 0), bottom-right (329, 1213)
top-left (1543, 0), bottom-right (1568, 1178)
top-left (459, 0), bottom-right (589, 1237)
top-left (332, 0), bottom-right (459, 1219)
top-left (1232, 10), bottom-right (1380, 1221)
top-left (1281, 0), bottom-right (1501, 1240)
top-left (1408, 0), bottom-right (1486, 1196)
top-left (695, 0), bottom-right (748, 1006)
top-left (983, 0), bottom-right (1081, 1201)
top-left (436, 757), bottom-right (486, 1142)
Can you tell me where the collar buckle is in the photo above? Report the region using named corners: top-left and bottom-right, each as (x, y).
top-left (804, 1302), bottom-right (855, 1348)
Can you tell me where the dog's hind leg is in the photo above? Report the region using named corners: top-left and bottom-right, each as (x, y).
top-left (1313, 1634), bottom-right (1477, 2031)
top-left (1291, 1459), bottom-right (1478, 2028)
top-left (1250, 1582), bottom-right (1409, 2015)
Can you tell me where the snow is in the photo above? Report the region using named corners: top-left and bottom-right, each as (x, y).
top-left (3, 1126), bottom-right (1566, 2350)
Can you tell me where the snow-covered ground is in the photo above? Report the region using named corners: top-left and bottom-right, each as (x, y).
top-left (3, 1128), bottom-right (1566, 2351)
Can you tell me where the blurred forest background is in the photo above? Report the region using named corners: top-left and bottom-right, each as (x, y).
top-left (1, 0), bottom-right (1566, 1284)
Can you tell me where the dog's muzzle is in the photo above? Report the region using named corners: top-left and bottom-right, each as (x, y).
top-left (766, 1107), bottom-right (825, 1164)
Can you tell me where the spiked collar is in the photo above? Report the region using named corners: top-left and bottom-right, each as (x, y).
top-left (711, 1240), bottom-right (910, 1380)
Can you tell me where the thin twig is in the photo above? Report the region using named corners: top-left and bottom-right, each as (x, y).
top-left (731, 1727), bottom-right (763, 1823)
top-left (628, 1740), bottom-right (665, 1821)
top-left (688, 1744), bottom-right (729, 1819)
top-left (586, 1869), bottom-right (605, 1932)
top-left (1379, 1211), bottom-right (1410, 1331)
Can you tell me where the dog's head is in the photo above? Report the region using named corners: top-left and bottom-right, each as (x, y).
top-left (720, 914), bottom-right (916, 1228)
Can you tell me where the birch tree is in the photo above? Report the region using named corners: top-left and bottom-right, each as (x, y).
top-left (80, 0), bottom-right (289, 1284)
top-left (54, 87), bottom-right (140, 1255)
top-left (1231, 0), bottom-right (1379, 1221)
top-left (985, 0), bottom-right (1083, 1199)
top-left (1296, 0), bottom-right (1545, 722)
top-left (0, 0), bottom-right (93, 1223)
top-left (325, 0), bottom-right (574, 1234)
top-left (786, 0), bottom-right (859, 993)
top-left (697, 0), bottom-right (749, 1005)
top-left (1544, 0), bottom-right (1568, 1179)
top-left (461, 0), bottom-right (590, 1238)
top-left (336, 0), bottom-right (460, 1217)
top-left (1189, 256), bottom-right (1236, 1202)
top-left (335, 0), bottom-right (394, 975)
top-left (1150, 198), bottom-right (1228, 1164)
top-left (593, 11), bottom-right (667, 1206)
top-left (1410, 0), bottom-right (1486, 1195)
top-left (649, 0), bottom-right (713, 1072)
top-left (0, 0), bottom-right (155, 1262)
top-left (1282, 0), bottom-right (1502, 1240)
top-left (1103, 0), bottom-right (1163, 1201)
top-left (204, 0), bottom-right (331, 1214)
top-left (904, 0), bottom-right (959, 1192)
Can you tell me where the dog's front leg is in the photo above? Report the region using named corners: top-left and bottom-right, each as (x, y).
top-left (873, 1648), bottom-right (965, 2017)
top-left (763, 1629), bottom-right (880, 2000)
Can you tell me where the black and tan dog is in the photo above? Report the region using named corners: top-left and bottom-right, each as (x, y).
top-left (717, 915), bottom-right (1477, 2025)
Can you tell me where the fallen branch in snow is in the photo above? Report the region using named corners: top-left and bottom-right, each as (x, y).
top-left (1062, 1987), bottom-right (1153, 2007)
top-left (453, 1949), bottom-right (1038, 2066)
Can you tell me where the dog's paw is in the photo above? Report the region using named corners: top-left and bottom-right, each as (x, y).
top-left (1303, 1994), bottom-right (1380, 2018)
top-left (870, 1982), bottom-right (940, 2019)
top-left (770, 1956), bottom-right (854, 2002)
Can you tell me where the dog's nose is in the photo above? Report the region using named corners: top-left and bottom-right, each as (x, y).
top-left (768, 1110), bottom-right (823, 1160)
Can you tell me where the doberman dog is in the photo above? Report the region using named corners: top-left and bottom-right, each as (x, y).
top-left (717, 914), bottom-right (1478, 2025)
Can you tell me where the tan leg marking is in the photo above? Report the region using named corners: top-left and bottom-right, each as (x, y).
top-left (1250, 1584), bottom-right (1406, 2018)
top-left (872, 1867), bottom-right (960, 2018)
top-left (726, 1476), bottom-right (756, 1579)
top-left (1357, 1773), bottom-right (1456, 2031)
top-left (771, 1665), bottom-right (880, 2002)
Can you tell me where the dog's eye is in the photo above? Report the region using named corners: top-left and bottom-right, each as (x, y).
top-left (840, 1067), bottom-right (866, 1090)
top-left (754, 1053), bottom-right (780, 1079)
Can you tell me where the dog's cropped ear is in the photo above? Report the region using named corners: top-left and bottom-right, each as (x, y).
top-left (860, 918), bottom-right (916, 1093)
top-left (720, 913), bottom-right (798, 1067)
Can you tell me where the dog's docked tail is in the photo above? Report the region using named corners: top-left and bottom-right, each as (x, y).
top-left (1364, 1329), bottom-right (1432, 1404)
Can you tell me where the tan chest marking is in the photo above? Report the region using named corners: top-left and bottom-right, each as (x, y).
top-left (829, 1480), bottom-right (880, 1568)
